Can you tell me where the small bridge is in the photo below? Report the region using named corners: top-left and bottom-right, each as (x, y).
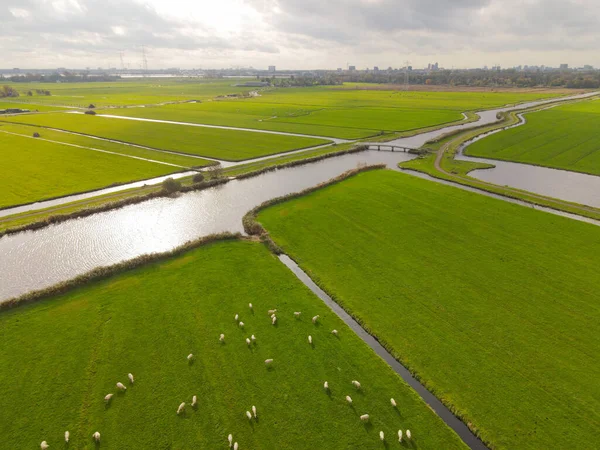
top-left (367, 144), bottom-right (416, 153)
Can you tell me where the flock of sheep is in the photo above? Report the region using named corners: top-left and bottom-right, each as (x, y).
top-left (38, 303), bottom-right (413, 448)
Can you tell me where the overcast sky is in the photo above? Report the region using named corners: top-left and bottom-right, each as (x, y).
top-left (2, 0), bottom-right (599, 70)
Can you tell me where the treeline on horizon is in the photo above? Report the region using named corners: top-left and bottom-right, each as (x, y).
top-left (4, 73), bottom-right (121, 83)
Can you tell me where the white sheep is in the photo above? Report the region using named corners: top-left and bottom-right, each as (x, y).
top-left (192, 395), bottom-right (198, 407)
top-left (252, 405), bottom-right (257, 418)
top-left (40, 441), bottom-right (49, 450)
top-left (398, 430), bottom-right (403, 442)
top-left (128, 373), bottom-right (134, 384)
top-left (323, 381), bottom-right (329, 390)
top-left (233, 443), bottom-right (239, 450)
top-left (251, 334), bottom-right (256, 342)
top-left (235, 314), bottom-right (239, 321)
top-left (116, 382), bottom-right (127, 391)
top-left (265, 358), bottom-right (273, 366)
top-left (65, 431), bottom-right (69, 442)
top-left (228, 434), bottom-right (233, 447)
top-left (360, 414), bottom-right (369, 422)
top-left (352, 380), bottom-right (361, 389)
top-left (380, 431), bottom-right (385, 441)
top-left (177, 402), bottom-right (186, 415)
top-left (345, 395), bottom-right (352, 404)
top-left (294, 312), bottom-right (301, 318)
top-left (271, 316), bottom-right (277, 325)
top-left (239, 321), bottom-right (245, 328)
top-left (312, 315), bottom-right (320, 324)
top-left (246, 411), bottom-right (252, 420)
top-left (246, 338), bottom-right (251, 346)
top-left (331, 329), bottom-right (338, 336)
top-left (308, 335), bottom-right (313, 344)
top-left (390, 398), bottom-right (397, 407)
top-left (249, 303), bottom-right (253, 310)
top-left (268, 309), bottom-right (277, 315)
top-left (220, 333), bottom-right (225, 343)
top-left (187, 353), bottom-right (194, 361)
top-left (104, 393), bottom-right (113, 403)
top-left (93, 432), bottom-right (101, 443)
top-left (406, 430), bottom-right (412, 440)
top-left (270, 313), bottom-right (276, 319)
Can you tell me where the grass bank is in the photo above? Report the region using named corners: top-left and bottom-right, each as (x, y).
top-left (255, 169), bottom-right (600, 449)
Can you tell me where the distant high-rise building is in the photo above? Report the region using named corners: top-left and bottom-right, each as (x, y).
top-left (583, 65), bottom-right (594, 70)
top-left (268, 65), bottom-right (276, 72)
top-left (348, 65), bottom-right (356, 71)
top-left (373, 66), bottom-right (379, 72)
top-left (560, 63), bottom-right (569, 70)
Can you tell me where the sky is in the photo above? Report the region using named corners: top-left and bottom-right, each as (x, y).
top-left (2, 0), bottom-right (599, 70)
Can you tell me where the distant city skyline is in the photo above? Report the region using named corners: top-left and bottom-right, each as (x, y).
top-left (2, 0), bottom-right (599, 70)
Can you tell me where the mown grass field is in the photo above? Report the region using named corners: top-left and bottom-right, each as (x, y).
top-left (104, 87), bottom-right (565, 139)
top-left (467, 99), bottom-right (600, 175)
top-left (257, 169), bottom-right (600, 449)
top-left (0, 126), bottom-right (195, 208)
top-left (1, 113), bottom-right (330, 161)
top-left (0, 239), bottom-right (467, 449)
top-left (0, 101), bottom-right (68, 112)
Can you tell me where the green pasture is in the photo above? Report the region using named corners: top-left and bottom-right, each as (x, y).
top-left (0, 101), bottom-right (69, 112)
top-left (0, 239), bottom-right (466, 449)
top-left (466, 98), bottom-right (600, 175)
top-left (257, 169), bottom-right (600, 449)
top-left (0, 113), bottom-right (330, 161)
top-left (0, 127), bottom-right (188, 208)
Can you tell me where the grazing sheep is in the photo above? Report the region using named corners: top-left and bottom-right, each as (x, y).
top-left (398, 430), bottom-right (403, 442)
top-left (252, 405), bottom-right (257, 418)
top-left (360, 414), bottom-right (369, 422)
top-left (128, 373), bottom-right (134, 384)
top-left (323, 381), bottom-right (329, 390)
top-left (116, 382), bottom-right (126, 391)
top-left (271, 316), bottom-right (277, 325)
top-left (40, 441), bottom-right (49, 450)
top-left (406, 430), bottom-right (411, 440)
top-left (246, 338), bottom-right (251, 346)
top-left (308, 335), bottom-right (313, 344)
top-left (331, 329), bottom-right (338, 336)
top-left (246, 411), bottom-right (252, 420)
top-left (235, 314), bottom-right (239, 321)
top-left (220, 334), bottom-right (225, 343)
top-left (265, 359), bottom-right (273, 366)
top-left (93, 432), bottom-right (101, 443)
top-left (345, 395), bottom-right (352, 404)
top-left (228, 434), bottom-right (233, 447)
top-left (65, 431), bottom-right (69, 442)
top-left (192, 395), bottom-right (197, 407)
top-left (270, 313), bottom-right (276, 319)
top-left (352, 380), bottom-right (361, 389)
top-left (312, 315), bottom-right (320, 324)
top-left (294, 312), bottom-right (301, 318)
top-left (104, 393), bottom-right (113, 403)
top-left (233, 443), bottom-right (239, 450)
top-left (380, 431), bottom-right (385, 441)
top-left (177, 402), bottom-right (186, 415)
top-left (187, 353), bottom-right (194, 361)
top-left (268, 309), bottom-right (277, 315)
top-left (249, 303), bottom-right (253, 310)
top-left (239, 321), bottom-right (245, 328)
top-left (251, 335), bottom-right (256, 342)
top-left (390, 398), bottom-right (397, 407)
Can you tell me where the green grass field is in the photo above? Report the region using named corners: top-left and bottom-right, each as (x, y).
top-left (256, 169), bottom-right (600, 449)
top-left (0, 101), bottom-right (68, 112)
top-left (0, 113), bottom-right (330, 161)
top-left (102, 87), bottom-right (565, 139)
top-left (0, 126), bottom-right (196, 208)
top-left (466, 99), bottom-right (600, 175)
top-left (0, 239), bottom-right (467, 449)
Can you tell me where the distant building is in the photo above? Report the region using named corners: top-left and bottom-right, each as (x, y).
top-left (337, 68), bottom-right (343, 72)
top-left (560, 63), bottom-right (569, 70)
top-left (348, 65), bottom-right (356, 71)
top-left (236, 81), bottom-right (270, 87)
top-left (583, 65), bottom-right (593, 70)
top-left (373, 66), bottom-right (379, 72)
top-left (268, 65), bottom-right (276, 72)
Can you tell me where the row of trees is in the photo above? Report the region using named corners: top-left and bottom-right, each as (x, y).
top-left (7, 73), bottom-right (120, 83)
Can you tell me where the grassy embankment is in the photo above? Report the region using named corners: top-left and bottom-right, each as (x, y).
top-left (0, 113), bottom-right (330, 161)
top-left (0, 238), bottom-right (467, 449)
top-left (466, 99), bottom-right (600, 176)
top-left (256, 169), bottom-right (600, 449)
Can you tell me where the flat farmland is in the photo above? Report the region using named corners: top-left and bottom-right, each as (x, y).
top-left (0, 239), bottom-right (467, 449)
top-left (0, 125), bottom-right (197, 208)
top-left (1, 113), bottom-right (330, 161)
top-left (256, 169), bottom-right (600, 449)
top-left (466, 98), bottom-right (600, 175)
